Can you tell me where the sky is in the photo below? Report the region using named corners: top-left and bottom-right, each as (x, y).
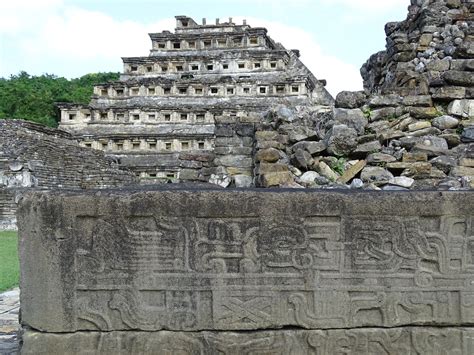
top-left (0, 0), bottom-right (410, 96)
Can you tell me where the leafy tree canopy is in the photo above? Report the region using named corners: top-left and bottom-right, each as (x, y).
top-left (0, 71), bottom-right (120, 127)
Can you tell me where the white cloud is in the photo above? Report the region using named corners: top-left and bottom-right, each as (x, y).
top-left (0, 1), bottom-right (362, 95)
top-left (238, 17), bottom-right (362, 95)
top-left (322, 0), bottom-right (409, 12)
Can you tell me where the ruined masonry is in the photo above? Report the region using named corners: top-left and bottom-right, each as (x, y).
top-left (58, 16), bottom-right (332, 187)
top-left (18, 189), bottom-right (474, 353)
top-left (0, 120), bottom-right (138, 230)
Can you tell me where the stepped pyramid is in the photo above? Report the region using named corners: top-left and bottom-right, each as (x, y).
top-left (58, 16), bottom-right (333, 184)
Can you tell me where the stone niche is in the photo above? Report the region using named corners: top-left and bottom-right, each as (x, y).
top-left (18, 188), bottom-right (474, 354)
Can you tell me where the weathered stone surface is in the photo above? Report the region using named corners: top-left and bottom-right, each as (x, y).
top-left (335, 90), bottom-right (366, 109)
top-left (444, 70), bottom-right (474, 86)
top-left (233, 174), bottom-right (253, 188)
top-left (432, 86), bottom-right (467, 100)
top-left (388, 176), bottom-right (415, 188)
top-left (462, 127), bottom-right (474, 142)
top-left (352, 141), bottom-right (382, 157)
top-left (292, 141), bottom-right (326, 156)
top-left (299, 171), bottom-right (320, 185)
top-left (401, 95), bottom-right (432, 107)
top-left (291, 149), bottom-right (314, 170)
top-left (432, 115), bottom-right (460, 129)
top-left (337, 160), bottom-right (366, 184)
top-left (367, 153), bottom-right (397, 164)
top-left (208, 173), bottom-right (231, 187)
top-left (368, 94), bottom-right (402, 107)
top-left (451, 166), bottom-right (474, 177)
top-left (407, 107), bottom-right (440, 120)
top-left (369, 107), bottom-right (400, 121)
top-left (408, 121), bottom-right (432, 132)
top-left (403, 152), bottom-right (428, 162)
top-left (314, 161), bottom-right (339, 181)
top-left (431, 156), bottom-right (458, 174)
top-left (255, 148), bottom-right (280, 163)
top-left (460, 158), bottom-right (474, 167)
top-left (333, 108), bottom-right (368, 134)
top-left (324, 125), bottom-right (358, 156)
top-left (260, 171), bottom-right (293, 187)
top-left (360, 166), bottom-right (394, 184)
top-left (21, 327), bottom-right (474, 354)
top-left (0, 189), bottom-right (17, 231)
top-left (18, 189), bottom-right (474, 335)
top-left (448, 99), bottom-right (474, 117)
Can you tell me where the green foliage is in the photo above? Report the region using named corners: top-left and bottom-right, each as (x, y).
top-left (331, 157), bottom-right (347, 175)
top-left (0, 231), bottom-right (19, 292)
top-left (362, 107), bottom-right (372, 120)
top-left (0, 71), bottom-right (119, 127)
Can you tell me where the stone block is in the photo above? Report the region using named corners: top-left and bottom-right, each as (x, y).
top-left (20, 328), bottom-right (474, 354)
top-left (324, 125), bottom-right (358, 156)
top-left (255, 131), bottom-right (279, 142)
top-left (367, 153), bottom-right (397, 164)
top-left (407, 107), bottom-right (440, 119)
top-left (408, 121), bottom-right (432, 132)
top-left (448, 99), bottom-right (474, 118)
top-left (401, 95), bottom-right (433, 107)
top-left (451, 166), bottom-right (474, 177)
top-left (432, 115), bottom-right (460, 130)
top-left (17, 189), bottom-right (474, 351)
top-left (352, 141), bottom-right (382, 157)
top-left (335, 91), bottom-right (366, 109)
top-left (292, 141), bottom-right (326, 156)
top-left (403, 152), bottom-right (428, 162)
top-left (315, 161), bottom-right (339, 181)
top-left (256, 163), bottom-right (289, 175)
top-left (333, 108), bottom-right (368, 134)
top-left (431, 86), bottom-right (466, 100)
top-left (260, 171), bottom-right (293, 187)
top-left (233, 174), bottom-right (253, 188)
top-left (368, 94), bottom-right (402, 108)
top-left (443, 70), bottom-right (474, 86)
top-left (337, 160), bottom-right (366, 184)
top-left (255, 148), bottom-right (280, 163)
top-left (215, 155), bottom-right (253, 168)
top-left (360, 166), bottom-right (394, 185)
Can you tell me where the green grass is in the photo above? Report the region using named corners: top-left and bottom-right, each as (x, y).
top-left (0, 231), bottom-right (19, 292)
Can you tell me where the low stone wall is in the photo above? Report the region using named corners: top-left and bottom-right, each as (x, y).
top-left (0, 189), bottom-right (17, 231)
top-left (17, 188), bottom-right (474, 353)
top-left (0, 119), bottom-right (139, 230)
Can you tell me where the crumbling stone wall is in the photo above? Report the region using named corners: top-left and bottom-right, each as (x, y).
top-left (17, 188), bottom-right (474, 353)
top-left (0, 120), bottom-right (137, 189)
top-left (0, 119), bottom-right (138, 229)
top-left (254, 0), bottom-right (474, 190)
top-left (0, 189), bottom-right (17, 231)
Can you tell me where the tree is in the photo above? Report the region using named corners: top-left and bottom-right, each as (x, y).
top-left (0, 71), bottom-right (119, 127)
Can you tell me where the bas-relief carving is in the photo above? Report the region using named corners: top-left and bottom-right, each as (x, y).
top-left (22, 328), bottom-right (474, 354)
top-left (68, 213), bottom-right (473, 331)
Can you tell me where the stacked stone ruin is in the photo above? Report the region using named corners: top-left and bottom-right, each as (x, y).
top-left (254, 0), bottom-right (474, 190)
top-left (58, 16), bottom-right (333, 187)
top-left (58, 4), bottom-right (474, 190)
top-left (0, 120), bottom-right (138, 230)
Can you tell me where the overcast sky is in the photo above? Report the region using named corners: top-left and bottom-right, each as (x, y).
top-left (0, 0), bottom-right (409, 95)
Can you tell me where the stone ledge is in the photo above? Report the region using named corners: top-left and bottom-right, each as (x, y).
top-left (20, 327), bottom-right (474, 354)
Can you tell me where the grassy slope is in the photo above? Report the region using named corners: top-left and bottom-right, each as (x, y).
top-left (0, 231), bottom-right (19, 292)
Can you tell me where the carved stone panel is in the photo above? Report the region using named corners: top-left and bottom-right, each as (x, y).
top-left (21, 328), bottom-right (474, 355)
top-left (18, 189), bottom-right (474, 333)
